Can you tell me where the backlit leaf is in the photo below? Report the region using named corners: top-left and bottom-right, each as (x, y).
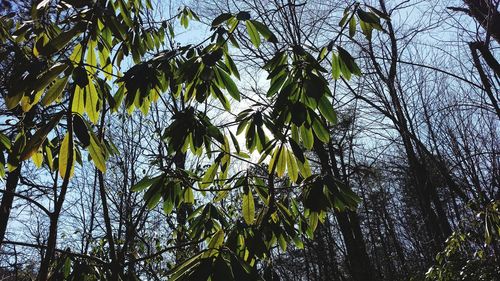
top-left (245, 20), bottom-right (260, 48)
top-left (242, 189), bottom-right (255, 225)
top-left (58, 132), bottom-right (75, 179)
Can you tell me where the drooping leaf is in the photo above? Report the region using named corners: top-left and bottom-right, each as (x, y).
top-left (242, 189), bottom-right (255, 225)
top-left (58, 132), bottom-right (75, 179)
top-left (212, 13), bottom-right (232, 27)
top-left (31, 149), bottom-right (43, 168)
top-left (88, 134), bottom-right (106, 172)
top-left (144, 182), bottom-right (162, 209)
top-left (207, 229), bottom-right (224, 255)
top-left (349, 16), bottom-right (356, 37)
top-left (224, 53), bottom-right (240, 79)
top-left (300, 125), bottom-right (314, 150)
top-left (245, 20), bottom-right (261, 48)
top-left (337, 46), bottom-right (361, 76)
top-left (288, 138), bottom-right (305, 163)
top-left (72, 85), bottom-right (85, 114)
top-left (286, 148), bottom-right (298, 182)
top-left (309, 212), bottom-right (319, 232)
top-left (20, 112), bottom-right (64, 161)
top-left (331, 52), bottom-right (340, 80)
top-left (184, 187), bottom-right (194, 204)
top-left (276, 146), bottom-right (287, 177)
top-left (217, 67), bottom-right (240, 101)
top-left (312, 118), bottom-right (330, 143)
top-left (86, 40), bottom-right (97, 74)
top-left (318, 96), bottom-right (337, 124)
top-left (42, 76), bottom-right (68, 106)
top-left (38, 26), bottom-right (82, 56)
top-left (250, 20), bottom-right (277, 43)
top-left (85, 77), bottom-right (99, 123)
top-left (201, 162), bottom-right (218, 189)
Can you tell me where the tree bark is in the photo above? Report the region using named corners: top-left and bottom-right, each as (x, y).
top-left (0, 164), bottom-right (22, 248)
top-left (463, 0), bottom-right (500, 44)
top-left (313, 141), bottom-right (377, 281)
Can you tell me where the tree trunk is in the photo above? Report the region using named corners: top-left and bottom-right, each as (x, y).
top-left (463, 0), bottom-right (500, 44)
top-left (313, 141), bottom-right (377, 281)
top-left (0, 164), bottom-right (21, 248)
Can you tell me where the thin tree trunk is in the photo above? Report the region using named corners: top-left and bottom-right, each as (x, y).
top-left (0, 164), bottom-right (21, 248)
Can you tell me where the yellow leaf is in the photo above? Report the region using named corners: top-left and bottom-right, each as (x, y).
top-left (85, 80), bottom-right (99, 123)
top-left (286, 148), bottom-right (298, 182)
top-left (88, 134), bottom-right (106, 172)
top-left (45, 145), bottom-right (53, 171)
top-left (86, 40), bottom-right (97, 74)
top-left (69, 43), bottom-right (83, 65)
top-left (276, 146), bottom-right (287, 177)
top-left (242, 190), bottom-right (255, 225)
top-left (58, 133), bottom-right (75, 179)
top-left (32, 149), bottom-right (43, 168)
top-left (207, 229), bottom-right (224, 252)
top-left (72, 85), bottom-right (85, 114)
top-left (297, 157), bottom-right (312, 178)
top-left (184, 187), bottom-right (194, 204)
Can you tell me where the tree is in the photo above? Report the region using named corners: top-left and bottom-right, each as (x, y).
top-left (0, 0), bottom-right (386, 279)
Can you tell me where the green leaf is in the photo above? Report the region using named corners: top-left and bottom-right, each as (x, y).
top-left (331, 52), bottom-right (340, 80)
top-left (201, 162), bottom-right (218, 189)
top-left (212, 85), bottom-right (231, 111)
top-left (309, 212), bottom-right (319, 232)
top-left (300, 125), bottom-right (314, 150)
top-left (69, 43), bottom-right (83, 65)
top-left (33, 63), bottom-right (68, 94)
top-left (357, 9), bottom-right (380, 25)
top-left (217, 67), bottom-right (240, 101)
top-left (212, 13), bottom-right (233, 27)
top-left (339, 11), bottom-right (350, 27)
top-left (245, 20), bottom-right (261, 48)
top-left (288, 138), bottom-right (305, 163)
top-left (20, 112), bottom-right (64, 161)
top-left (236, 11), bottom-right (251, 21)
top-left (72, 85), bottom-right (85, 115)
top-left (242, 189), bottom-right (255, 225)
top-left (359, 20), bottom-right (373, 40)
top-left (58, 132), bottom-right (75, 179)
top-left (228, 131), bottom-right (240, 154)
top-left (286, 148), bottom-right (298, 182)
top-left (276, 146), bottom-right (287, 177)
top-left (132, 176), bottom-right (160, 192)
top-left (184, 187), bottom-right (194, 204)
top-left (144, 182), bottom-right (162, 209)
top-left (42, 76), bottom-right (68, 106)
top-left (31, 149), bottom-right (43, 168)
top-left (163, 199), bottom-right (174, 214)
top-left (349, 16), bottom-right (356, 37)
top-left (250, 20), bottom-right (277, 43)
top-left (267, 74), bottom-right (287, 97)
top-left (297, 157), bottom-right (312, 178)
top-left (268, 146), bottom-right (279, 174)
top-left (312, 118), bottom-right (330, 143)
top-left (318, 96), bottom-right (337, 124)
top-left (85, 77), bottom-right (99, 124)
top-left (73, 114), bottom-right (90, 147)
top-left (0, 133), bottom-right (11, 150)
top-left (38, 26), bottom-right (81, 56)
top-left (63, 257), bottom-right (71, 278)
top-left (224, 53), bottom-right (240, 79)
top-left (207, 229), bottom-right (224, 255)
top-left (86, 40), bottom-right (97, 74)
top-left (338, 47), bottom-right (361, 76)
top-left (88, 134), bottom-right (106, 172)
